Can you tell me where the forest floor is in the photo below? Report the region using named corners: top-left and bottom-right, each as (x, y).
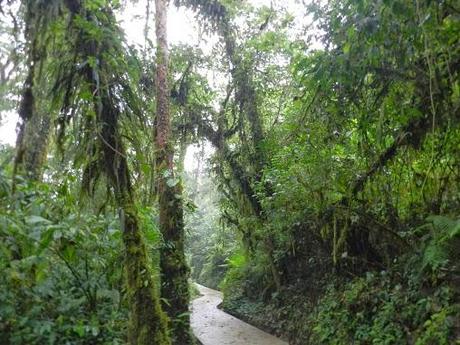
top-left (191, 284), bottom-right (288, 345)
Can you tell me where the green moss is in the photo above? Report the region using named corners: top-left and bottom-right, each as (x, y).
top-left (123, 208), bottom-right (171, 345)
top-left (159, 181), bottom-right (194, 344)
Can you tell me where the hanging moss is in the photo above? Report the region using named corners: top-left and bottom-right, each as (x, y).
top-left (63, 2), bottom-right (174, 339)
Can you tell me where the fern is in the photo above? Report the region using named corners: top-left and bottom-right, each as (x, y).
top-left (421, 216), bottom-right (460, 273)
top-left (427, 216), bottom-right (460, 239)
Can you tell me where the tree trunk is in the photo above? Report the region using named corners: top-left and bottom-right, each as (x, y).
top-left (120, 202), bottom-right (171, 345)
top-left (14, 101), bottom-right (50, 182)
top-left (59, 2), bottom-right (172, 343)
top-left (13, 6), bottom-right (50, 185)
top-left (154, 1), bottom-right (193, 343)
top-left (95, 65), bottom-right (172, 345)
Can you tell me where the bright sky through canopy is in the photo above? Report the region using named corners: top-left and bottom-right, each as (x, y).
top-left (0, 0), bottom-right (306, 151)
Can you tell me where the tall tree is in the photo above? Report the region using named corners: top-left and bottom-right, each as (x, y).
top-left (13, 1), bottom-right (53, 184)
top-left (154, 0), bottom-right (193, 343)
top-left (53, 2), bottom-right (171, 344)
top-left (175, 0), bottom-right (282, 290)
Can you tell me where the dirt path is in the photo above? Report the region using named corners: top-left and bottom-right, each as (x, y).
top-left (191, 284), bottom-right (288, 345)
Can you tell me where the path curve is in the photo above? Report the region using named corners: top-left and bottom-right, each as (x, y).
top-left (191, 284), bottom-right (288, 345)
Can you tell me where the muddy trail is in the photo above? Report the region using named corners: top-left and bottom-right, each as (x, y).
top-left (191, 284), bottom-right (288, 345)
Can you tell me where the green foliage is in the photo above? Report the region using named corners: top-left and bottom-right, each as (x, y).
top-left (197, 0), bottom-right (460, 343)
top-left (214, 0), bottom-right (460, 298)
top-left (1, 0), bottom-right (460, 343)
top-left (0, 174), bottom-right (127, 344)
top-left (417, 216), bottom-right (460, 275)
top-left (221, 215), bottom-right (460, 344)
top-left (310, 271), bottom-right (458, 345)
top-left (138, 206), bottom-right (162, 249)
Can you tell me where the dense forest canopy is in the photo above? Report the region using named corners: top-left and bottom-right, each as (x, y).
top-left (0, 0), bottom-right (459, 344)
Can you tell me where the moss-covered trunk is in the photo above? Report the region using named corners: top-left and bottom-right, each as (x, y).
top-left (14, 99), bottom-right (50, 181)
top-left (98, 90), bottom-right (172, 345)
top-left (95, 69), bottom-right (171, 345)
top-left (120, 203), bottom-right (171, 345)
top-left (57, 2), bottom-right (173, 343)
top-left (13, 5), bottom-right (50, 184)
top-left (158, 170), bottom-right (191, 344)
top-left (154, 0), bottom-right (193, 343)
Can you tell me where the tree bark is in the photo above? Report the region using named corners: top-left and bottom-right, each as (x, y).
top-left (154, 1), bottom-right (193, 343)
top-left (13, 5), bottom-right (50, 185)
